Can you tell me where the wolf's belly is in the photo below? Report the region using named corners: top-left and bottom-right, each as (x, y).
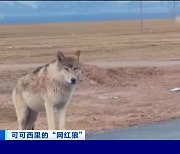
top-left (22, 91), bottom-right (73, 112)
top-left (22, 92), bottom-right (45, 112)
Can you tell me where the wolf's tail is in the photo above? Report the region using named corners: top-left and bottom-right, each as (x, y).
top-left (170, 88), bottom-right (180, 92)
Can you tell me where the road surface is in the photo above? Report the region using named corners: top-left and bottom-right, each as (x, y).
top-left (86, 119), bottom-right (180, 140)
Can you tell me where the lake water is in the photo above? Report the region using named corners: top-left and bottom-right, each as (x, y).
top-left (0, 12), bottom-right (173, 24)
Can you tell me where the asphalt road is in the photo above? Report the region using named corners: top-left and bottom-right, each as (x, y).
top-left (86, 119), bottom-right (180, 140)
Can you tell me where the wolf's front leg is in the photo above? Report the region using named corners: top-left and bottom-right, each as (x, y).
top-left (57, 107), bottom-right (67, 130)
top-left (44, 97), bottom-right (55, 130)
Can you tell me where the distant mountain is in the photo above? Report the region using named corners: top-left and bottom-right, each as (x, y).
top-left (0, 2), bottom-right (36, 14)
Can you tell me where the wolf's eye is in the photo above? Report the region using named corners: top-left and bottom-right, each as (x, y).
top-left (65, 68), bottom-right (69, 71)
top-left (74, 67), bottom-right (79, 71)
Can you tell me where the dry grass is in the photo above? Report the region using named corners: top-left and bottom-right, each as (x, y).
top-left (1, 19), bottom-right (180, 132)
top-left (1, 19), bottom-right (180, 64)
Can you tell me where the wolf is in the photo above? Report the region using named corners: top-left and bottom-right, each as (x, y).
top-left (12, 51), bottom-right (82, 130)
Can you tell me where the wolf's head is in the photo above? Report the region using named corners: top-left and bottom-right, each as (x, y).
top-left (55, 51), bottom-right (82, 85)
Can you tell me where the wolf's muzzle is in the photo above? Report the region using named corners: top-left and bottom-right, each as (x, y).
top-left (71, 78), bottom-right (76, 84)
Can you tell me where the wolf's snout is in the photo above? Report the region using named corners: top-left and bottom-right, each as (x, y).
top-left (71, 78), bottom-right (76, 84)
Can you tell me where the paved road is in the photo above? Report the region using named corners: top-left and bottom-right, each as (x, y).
top-left (86, 119), bottom-right (180, 140)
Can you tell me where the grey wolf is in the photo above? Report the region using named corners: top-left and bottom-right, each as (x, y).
top-left (12, 51), bottom-right (82, 130)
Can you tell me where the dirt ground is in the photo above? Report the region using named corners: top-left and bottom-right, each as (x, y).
top-left (1, 19), bottom-right (180, 133)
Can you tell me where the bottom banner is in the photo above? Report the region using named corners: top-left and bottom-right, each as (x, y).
top-left (0, 130), bottom-right (85, 140)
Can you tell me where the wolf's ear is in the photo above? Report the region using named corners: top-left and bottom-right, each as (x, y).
top-left (75, 50), bottom-right (81, 61)
top-left (57, 52), bottom-right (65, 62)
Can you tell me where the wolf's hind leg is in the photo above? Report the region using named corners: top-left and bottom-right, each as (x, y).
top-left (12, 89), bottom-right (29, 130)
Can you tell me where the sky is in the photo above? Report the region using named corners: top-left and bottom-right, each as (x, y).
top-left (0, 1), bottom-right (178, 24)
